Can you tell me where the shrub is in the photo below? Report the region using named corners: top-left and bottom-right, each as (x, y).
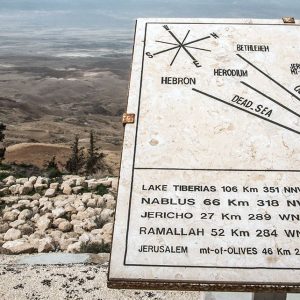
top-left (0, 172), bottom-right (7, 181)
top-left (44, 156), bottom-right (61, 178)
top-left (95, 184), bottom-right (109, 196)
top-left (0, 123), bottom-right (6, 163)
top-left (94, 216), bottom-right (106, 229)
top-left (80, 241), bottom-right (111, 253)
top-left (85, 130), bottom-right (105, 175)
top-left (65, 135), bottom-right (84, 174)
top-left (0, 163), bottom-right (11, 171)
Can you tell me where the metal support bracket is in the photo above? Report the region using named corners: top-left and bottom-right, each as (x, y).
top-left (282, 17), bottom-right (295, 24)
top-left (122, 113), bottom-right (135, 125)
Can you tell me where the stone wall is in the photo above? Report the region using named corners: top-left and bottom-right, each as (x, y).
top-left (0, 175), bottom-right (118, 254)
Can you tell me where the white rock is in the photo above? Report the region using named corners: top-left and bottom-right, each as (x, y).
top-left (49, 182), bottom-right (59, 191)
top-left (16, 178), bottom-right (28, 185)
top-left (101, 224), bottom-right (113, 245)
top-left (49, 230), bottom-right (63, 243)
top-left (102, 222), bottom-right (114, 235)
top-left (100, 208), bottom-right (114, 222)
top-left (9, 219), bottom-right (25, 228)
top-left (9, 184), bottom-right (21, 195)
top-left (109, 177), bottom-right (119, 190)
top-left (53, 218), bottom-right (66, 228)
top-left (18, 199), bottom-right (31, 208)
top-left (79, 233), bottom-right (91, 244)
top-left (36, 215), bottom-right (52, 232)
top-left (36, 176), bottom-right (49, 185)
top-left (29, 200), bottom-right (39, 208)
top-left (64, 203), bottom-right (77, 214)
top-left (58, 221), bottom-right (73, 232)
top-left (6, 179), bottom-right (16, 186)
top-left (4, 196), bottom-right (18, 204)
top-left (81, 193), bottom-right (92, 204)
top-left (44, 188), bottom-right (56, 198)
top-left (103, 194), bottom-right (116, 210)
top-left (97, 179), bottom-right (112, 187)
top-left (52, 207), bottom-right (66, 219)
top-left (4, 228), bottom-right (22, 241)
top-left (82, 219), bottom-right (97, 231)
top-left (76, 205), bottom-right (85, 212)
top-left (66, 241), bottom-right (81, 253)
top-left (28, 231), bottom-right (45, 241)
top-left (87, 198), bottom-right (97, 208)
top-left (54, 199), bottom-right (69, 208)
top-left (28, 176), bottom-right (37, 184)
top-left (70, 219), bottom-right (81, 225)
top-left (63, 178), bottom-right (76, 187)
top-left (3, 210), bottom-right (19, 222)
top-left (62, 175), bottom-right (79, 181)
top-left (39, 201), bottom-right (54, 214)
top-left (39, 197), bottom-right (49, 206)
top-left (38, 237), bottom-right (55, 253)
top-left (3, 176), bottom-right (16, 184)
top-left (94, 208), bottom-right (102, 215)
top-left (62, 184), bottom-right (72, 195)
top-left (19, 185), bottom-right (32, 195)
top-left (74, 198), bottom-right (84, 208)
top-left (73, 211), bottom-right (86, 221)
top-left (59, 237), bottom-right (77, 251)
top-left (12, 203), bottom-right (23, 210)
top-left (2, 239), bottom-right (35, 254)
top-left (73, 224), bottom-right (85, 235)
top-left (0, 223), bottom-right (9, 233)
top-left (34, 183), bottom-right (48, 192)
top-left (87, 181), bottom-right (98, 190)
top-left (106, 200), bottom-right (116, 210)
top-left (103, 193), bottom-right (114, 202)
top-left (18, 209), bottom-right (33, 220)
top-left (90, 228), bottom-right (102, 235)
top-left (76, 177), bottom-right (86, 187)
top-left (32, 206), bottom-right (39, 215)
top-left (24, 181), bottom-right (33, 188)
top-left (96, 197), bottom-right (105, 208)
top-left (89, 235), bottom-right (104, 245)
top-left (87, 179), bottom-right (112, 190)
top-left (72, 186), bottom-right (83, 194)
top-left (31, 213), bottom-right (40, 223)
top-left (85, 207), bottom-right (96, 218)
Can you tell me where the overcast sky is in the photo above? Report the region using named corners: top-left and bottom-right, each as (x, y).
top-left (0, 0), bottom-right (299, 31)
top-left (0, 0), bottom-right (299, 57)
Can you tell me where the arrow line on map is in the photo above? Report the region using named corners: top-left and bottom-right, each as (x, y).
top-left (237, 54), bottom-right (300, 102)
top-left (192, 88), bottom-right (300, 135)
top-left (241, 81), bottom-right (300, 118)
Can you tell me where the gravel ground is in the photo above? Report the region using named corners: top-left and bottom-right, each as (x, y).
top-left (0, 254), bottom-right (271, 300)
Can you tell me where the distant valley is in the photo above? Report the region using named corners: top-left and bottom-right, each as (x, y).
top-left (0, 29), bottom-right (133, 174)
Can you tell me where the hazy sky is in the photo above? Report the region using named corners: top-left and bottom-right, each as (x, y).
top-left (0, 0), bottom-right (299, 57)
top-left (0, 0), bottom-right (300, 30)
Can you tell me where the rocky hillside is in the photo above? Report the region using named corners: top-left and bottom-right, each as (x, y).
top-left (0, 175), bottom-right (118, 254)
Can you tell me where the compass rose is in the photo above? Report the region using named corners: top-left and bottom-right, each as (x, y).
top-left (146, 25), bottom-right (219, 67)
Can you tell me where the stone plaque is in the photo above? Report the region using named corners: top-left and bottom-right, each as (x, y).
top-left (108, 18), bottom-right (300, 291)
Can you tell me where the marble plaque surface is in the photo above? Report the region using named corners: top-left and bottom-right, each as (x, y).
top-left (108, 18), bottom-right (300, 291)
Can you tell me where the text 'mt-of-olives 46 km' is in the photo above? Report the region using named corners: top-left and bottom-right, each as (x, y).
top-left (108, 18), bottom-right (300, 291)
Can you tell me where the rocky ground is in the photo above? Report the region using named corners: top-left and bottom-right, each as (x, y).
top-left (0, 174), bottom-right (117, 255)
top-left (1, 254), bottom-right (243, 300)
